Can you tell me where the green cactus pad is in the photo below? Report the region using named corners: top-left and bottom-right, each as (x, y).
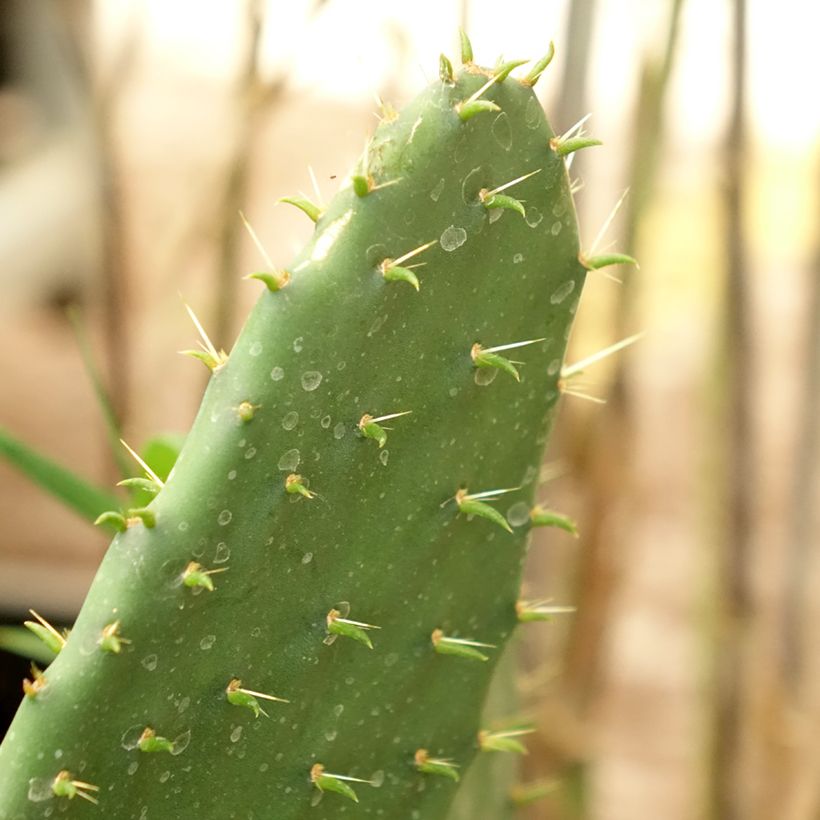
top-left (0, 52), bottom-right (587, 819)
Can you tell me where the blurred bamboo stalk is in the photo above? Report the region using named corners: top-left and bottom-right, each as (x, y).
top-left (212, 0), bottom-right (286, 350)
top-left (713, 1), bottom-right (752, 818)
top-left (557, 0), bottom-right (685, 800)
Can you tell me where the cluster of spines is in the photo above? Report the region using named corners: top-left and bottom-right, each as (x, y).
top-left (20, 31), bottom-right (640, 811)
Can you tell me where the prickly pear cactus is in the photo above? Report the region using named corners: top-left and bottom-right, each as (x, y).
top-left (0, 38), bottom-right (612, 819)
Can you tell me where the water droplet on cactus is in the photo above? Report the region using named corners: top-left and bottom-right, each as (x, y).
top-left (550, 280), bottom-right (576, 305)
top-left (506, 501), bottom-right (531, 527)
top-left (244, 446), bottom-right (257, 460)
top-left (525, 205), bottom-right (543, 228)
top-left (301, 371), bottom-right (323, 391)
top-left (370, 770), bottom-right (385, 788)
top-left (218, 509), bottom-right (233, 526)
top-left (26, 778), bottom-right (52, 802)
top-left (278, 448), bottom-right (300, 471)
top-left (525, 95), bottom-right (541, 128)
top-left (270, 366), bottom-right (284, 381)
top-left (379, 450), bottom-right (389, 466)
top-left (321, 415), bottom-right (331, 428)
top-left (440, 225), bottom-right (467, 252)
top-left (547, 358), bottom-right (561, 376)
top-left (475, 368), bottom-right (498, 386)
top-left (127, 761), bottom-right (139, 775)
top-left (170, 729), bottom-right (191, 756)
top-left (461, 166), bottom-right (483, 204)
top-left (199, 635), bottom-right (216, 650)
top-left (324, 729), bottom-right (337, 742)
top-left (333, 422), bottom-right (346, 440)
top-left (230, 726), bottom-right (243, 743)
top-left (121, 724), bottom-right (145, 751)
top-left (301, 552), bottom-right (313, 565)
top-left (141, 654), bottom-right (158, 671)
top-left (551, 220), bottom-right (563, 235)
top-left (159, 770), bottom-right (171, 783)
top-left (227, 469), bottom-right (237, 480)
top-left (430, 178), bottom-right (445, 201)
top-left (249, 341), bottom-right (263, 357)
top-left (491, 112), bottom-right (512, 150)
top-left (282, 411), bottom-right (299, 430)
top-left (213, 542), bottom-right (230, 563)
top-left (292, 337), bottom-right (304, 353)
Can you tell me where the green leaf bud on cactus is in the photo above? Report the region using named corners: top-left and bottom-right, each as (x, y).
top-left (493, 58), bottom-right (528, 82)
top-left (279, 195), bottom-right (323, 223)
top-left (459, 28), bottom-right (474, 64)
top-left (245, 270), bottom-right (291, 292)
top-left (181, 560), bottom-right (228, 592)
top-left (529, 505), bottom-right (579, 536)
top-left (521, 42), bottom-right (556, 87)
top-left (415, 748), bottom-right (461, 782)
top-left (137, 727), bottom-right (175, 754)
top-left (310, 763), bottom-right (373, 803)
top-left (454, 487), bottom-right (516, 532)
top-left (439, 53), bottom-right (455, 84)
top-left (478, 728), bottom-right (534, 755)
top-left (23, 610), bottom-right (66, 655)
top-left (93, 509), bottom-right (127, 531)
top-left (117, 476), bottom-right (160, 494)
top-left (0, 36), bottom-right (606, 818)
top-left (432, 629), bottom-right (495, 662)
top-left (98, 620), bottom-right (130, 654)
top-left (22, 664), bottom-right (46, 700)
top-left (325, 604), bottom-right (380, 649)
top-left (50, 770), bottom-right (99, 804)
top-left (550, 135), bottom-right (603, 157)
top-left (580, 251), bottom-right (639, 271)
top-left (225, 678), bottom-right (290, 717)
top-left (516, 599), bottom-right (577, 623)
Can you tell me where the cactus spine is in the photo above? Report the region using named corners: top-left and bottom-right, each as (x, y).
top-left (0, 37), bottom-right (617, 819)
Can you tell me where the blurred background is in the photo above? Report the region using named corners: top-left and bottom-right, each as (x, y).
top-left (0, 0), bottom-right (817, 818)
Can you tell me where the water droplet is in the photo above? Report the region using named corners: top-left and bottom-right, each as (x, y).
top-left (321, 415), bottom-right (331, 428)
top-left (333, 704), bottom-right (344, 717)
top-left (249, 341), bottom-right (263, 357)
top-left (121, 725), bottom-right (145, 751)
top-left (547, 358), bottom-right (561, 376)
top-left (230, 726), bottom-right (243, 743)
top-left (333, 422), bottom-right (346, 440)
top-left (440, 225), bottom-right (467, 252)
top-left (127, 761), bottom-right (139, 775)
top-left (244, 446), bottom-right (257, 460)
top-left (218, 509), bottom-right (233, 526)
top-left (370, 770), bottom-right (385, 788)
top-left (507, 501), bottom-right (531, 527)
top-left (141, 654), bottom-right (158, 672)
top-left (430, 178), bottom-right (445, 201)
top-left (551, 220), bottom-right (563, 235)
top-left (301, 552), bottom-right (313, 565)
top-left (379, 450), bottom-right (389, 466)
top-left (513, 253), bottom-right (524, 264)
top-left (475, 368), bottom-right (498, 386)
top-left (278, 448), bottom-right (300, 471)
top-left (301, 371), bottom-right (323, 392)
top-left (449, 387), bottom-right (458, 397)
top-left (368, 315), bottom-right (387, 337)
top-left (214, 542), bottom-right (231, 564)
top-left (178, 696), bottom-right (191, 714)
top-left (491, 112), bottom-right (512, 150)
top-left (159, 770), bottom-right (171, 783)
top-left (199, 635), bottom-right (216, 650)
top-left (27, 777), bottom-right (52, 802)
top-left (170, 729), bottom-right (191, 756)
top-left (489, 209), bottom-right (503, 224)
top-left (525, 206), bottom-right (543, 228)
top-left (282, 411), bottom-right (299, 430)
top-left (324, 729), bottom-right (337, 742)
top-left (461, 166), bottom-right (484, 204)
top-left (227, 469), bottom-right (237, 480)
top-left (292, 337), bottom-right (304, 353)
top-left (270, 366), bottom-right (284, 381)
top-left (550, 280), bottom-right (576, 305)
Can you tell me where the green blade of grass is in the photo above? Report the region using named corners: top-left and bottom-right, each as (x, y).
top-left (0, 426), bottom-right (121, 524)
top-left (0, 626), bottom-right (59, 666)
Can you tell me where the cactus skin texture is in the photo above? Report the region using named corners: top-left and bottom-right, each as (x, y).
top-left (0, 47), bottom-right (586, 819)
